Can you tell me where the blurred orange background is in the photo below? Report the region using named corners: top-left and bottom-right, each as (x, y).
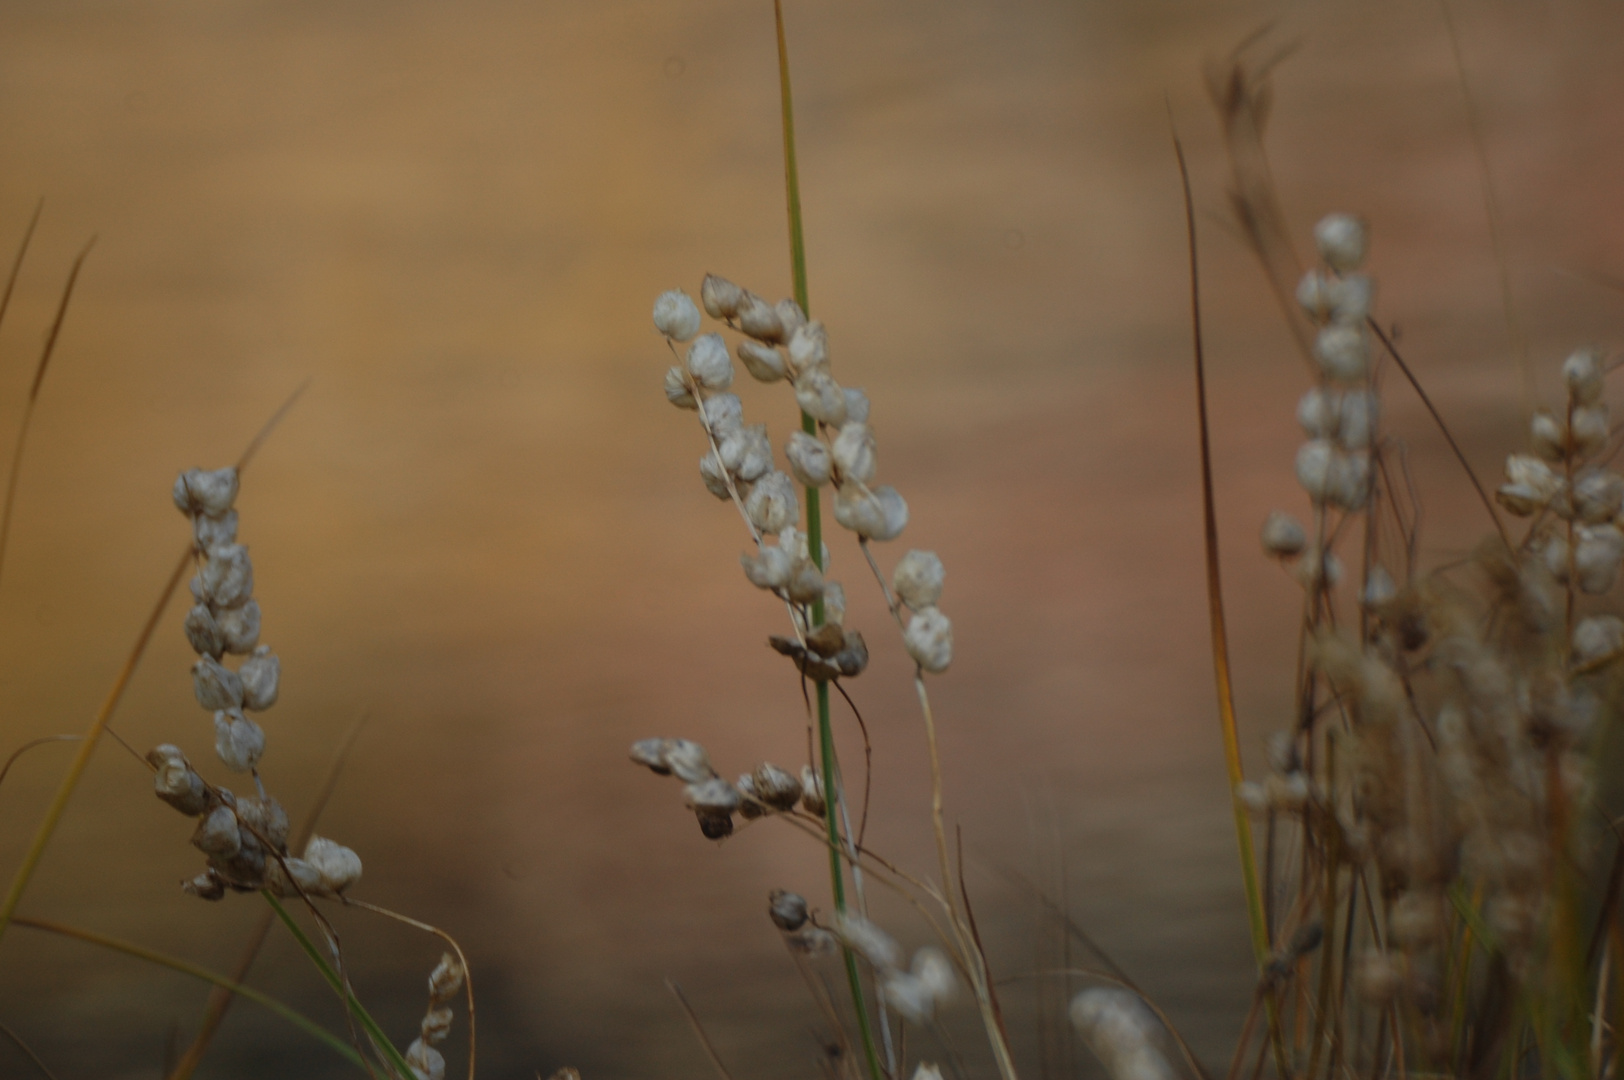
top-left (0, 1), bottom-right (1620, 1076)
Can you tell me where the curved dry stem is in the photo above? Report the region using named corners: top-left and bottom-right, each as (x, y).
top-left (0, 1017), bottom-right (58, 1080)
top-left (0, 736), bottom-right (79, 794)
top-left (342, 895), bottom-right (477, 1080)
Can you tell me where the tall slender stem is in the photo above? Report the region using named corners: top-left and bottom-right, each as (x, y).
top-left (775, 4), bottom-right (882, 1077)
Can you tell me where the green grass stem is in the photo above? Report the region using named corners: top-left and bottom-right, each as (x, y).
top-left (14, 914), bottom-right (364, 1070)
top-left (263, 893), bottom-right (417, 1080)
top-left (775, 5), bottom-right (883, 1078)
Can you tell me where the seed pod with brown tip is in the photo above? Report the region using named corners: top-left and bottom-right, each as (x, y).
top-left (735, 773), bottom-right (765, 819)
top-left (150, 745), bottom-right (211, 816)
top-left (428, 953), bottom-right (466, 1002)
top-left (752, 763), bottom-right (803, 811)
top-left (183, 868), bottom-right (227, 901)
top-left (664, 739), bottom-right (714, 783)
top-left (701, 274), bottom-right (743, 319)
top-left (736, 293), bottom-right (783, 343)
top-left (784, 558), bottom-right (825, 604)
top-left (305, 836), bottom-right (363, 895)
top-left (629, 737), bottom-right (672, 775)
top-left (1260, 512), bottom-right (1306, 558)
top-left (769, 889), bottom-right (809, 931)
top-left (800, 765), bottom-right (826, 815)
top-left (664, 366), bottom-right (698, 409)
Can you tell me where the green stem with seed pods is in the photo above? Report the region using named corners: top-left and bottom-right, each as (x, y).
top-left (774, 6), bottom-right (884, 1080)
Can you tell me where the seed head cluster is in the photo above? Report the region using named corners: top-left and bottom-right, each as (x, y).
top-left (155, 467), bottom-right (361, 901)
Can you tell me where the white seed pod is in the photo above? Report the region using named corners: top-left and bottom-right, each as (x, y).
top-left (701, 274), bottom-right (744, 319)
top-left (785, 558), bottom-right (825, 605)
top-left (184, 604), bottom-right (225, 658)
top-left (149, 745), bottom-right (210, 816)
top-left (699, 393), bottom-right (744, 438)
top-left (1362, 565), bottom-right (1397, 607)
top-left (893, 550), bottom-right (945, 609)
top-left (718, 423), bottom-right (774, 483)
top-left (736, 293), bottom-right (784, 343)
top-left (778, 527), bottom-right (830, 572)
top-left (1573, 403), bottom-right (1610, 457)
top-left (684, 776), bottom-right (741, 815)
top-left (193, 655), bottom-right (244, 710)
top-left (217, 599), bottom-right (261, 655)
top-left (843, 388), bottom-right (870, 424)
top-left (173, 467), bottom-right (239, 518)
top-left (1574, 615), bottom-right (1624, 665)
top-left (1265, 772), bottom-right (1310, 812)
top-left (1328, 451), bottom-right (1371, 511)
top-left (421, 1005), bottom-right (454, 1046)
top-left (1388, 892), bottom-right (1441, 948)
top-left (786, 320), bottom-right (828, 377)
top-left (1314, 213), bottom-right (1368, 272)
top-left (776, 298), bottom-right (806, 337)
top-left (1328, 273), bottom-right (1374, 325)
top-left (737, 339), bottom-right (788, 383)
top-left (183, 869), bottom-right (227, 902)
top-left (833, 912), bottom-right (902, 970)
top-left (744, 471), bottom-right (799, 535)
top-left (1355, 951), bottom-right (1403, 1005)
top-left (904, 606), bottom-right (953, 673)
top-left (266, 856), bottom-right (325, 898)
top-left (1564, 347), bottom-right (1606, 405)
top-left (1574, 523), bottom-right (1624, 594)
top-left (768, 889), bottom-right (809, 931)
top-left (741, 545), bottom-right (794, 590)
top-left (832, 483), bottom-right (908, 541)
top-left (1260, 511), bottom-right (1306, 558)
top-left (1574, 469), bottom-right (1624, 523)
top-left (752, 763), bottom-right (803, 811)
top-left (235, 794), bottom-right (290, 850)
top-left (799, 764), bottom-right (826, 814)
top-left (831, 422), bottom-right (877, 484)
top-left (194, 510), bottom-right (238, 551)
top-left (1542, 534), bottom-right (1570, 582)
top-left (664, 739), bottom-right (714, 784)
top-left (406, 1038), bottom-right (446, 1080)
top-left (785, 431), bottom-right (833, 487)
top-left (1313, 324), bottom-right (1369, 383)
top-left (795, 369), bottom-right (848, 427)
top-left (429, 953), bottom-right (467, 1001)
top-left (213, 709), bottom-right (265, 773)
top-left (1070, 987), bottom-right (1177, 1080)
top-left (652, 289), bottom-right (702, 342)
top-left (630, 738), bottom-right (673, 774)
top-left (1296, 387), bottom-right (1339, 439)
top-left (663, 365), bottom-right (698, 410)
top-left (1294, 440), bottom-right (1336, 503)
top-left (305, 836), bottom-right (363, 895)
top-left (822, 581), bottom-right (846, 626)
top-left (1497, 454), bottom-right (1563, 516)
top-left (685, 333), bottom-right (734, 391)
top-left (699, 451), bottom-right (733, 500)
top-left (735, 772), bottom-right (765, 819)
top-left (1337, 389), bottom-right (1379, 449)
top-left (912, 946), bottom-right (956, 1004)
top-left (200, 544), bottom-right (254, 609)
top-left (192, 804), bottom-right (242, 859)
top-left (1295, 546), bottom-right (1343, 590)
top-left (1531, 409), bottom-right (1565, 462)
top-left (882, 970), bottom-right (937, 1024)
top-left (1296, 269), bottom-right (1335, 322)
top-left (1235, 781), bottom-right (1268, 816)
top-left (240, 645), bottom-right (280, 711)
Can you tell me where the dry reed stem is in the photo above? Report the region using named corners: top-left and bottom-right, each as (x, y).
top-left (0, 236), bottom-right (94, 595)
top-left (0, 381), bottom-right (308, 949)
top-left (0, 1017), bottom-right (58, 1080)
top-left (666, 979), bottom-right (736, 1080)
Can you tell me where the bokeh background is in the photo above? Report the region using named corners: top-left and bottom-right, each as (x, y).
top-left (0, 1), bottom-right (1620, 1077)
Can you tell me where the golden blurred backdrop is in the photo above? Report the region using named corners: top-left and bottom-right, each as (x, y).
top-left (0, 1), bottom-right (1620, 1076)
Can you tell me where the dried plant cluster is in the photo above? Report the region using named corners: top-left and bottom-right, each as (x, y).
top-left (635, 274), bottom-right (1019, 1080)
top-left (1224, 203), bottom-right (1624, 1079)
